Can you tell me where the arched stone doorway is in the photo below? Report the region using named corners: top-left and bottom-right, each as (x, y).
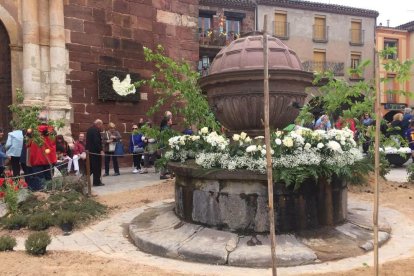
top-left (0, 20), bottom-right (12, 133)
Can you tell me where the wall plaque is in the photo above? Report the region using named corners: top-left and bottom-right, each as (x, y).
top-left (97, 69), bottom-right (140, 102)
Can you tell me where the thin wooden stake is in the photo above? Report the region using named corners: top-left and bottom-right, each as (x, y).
top-left (85, 150), bottom-right (92, 196)
top-left (373, 49), bottom-right (381, 276)
top-left (263, 15), bottom-right (277, 276)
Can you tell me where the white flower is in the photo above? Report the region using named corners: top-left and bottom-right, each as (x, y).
top-left (245, 137), bottom-right (252, 143)
top-left (191, 135), bottom-right (200, 141)
top-left (283, 137), bottom-right (294, 148)
top-left (327, 141), bottom-right (342, 152)
top-left (304, 143), bottom-right (311, 150)
top-left (261, 149), bottom-right (266, 155)
top-left (233, 134), bottom-right (240, 141)
top-left (240, 132), bottom-right (247, 140)
top-left (275, 138), bottom-right (282, 145)
top-left (255, 136), bottom-right (264, 139)
top-left (317, 143), bottom-right (324, 149)
top-left (111, 74), bottom-right (136, 96)
top-left (200, 127), bottom-right (209, 134)
top-left (275, 131), bottom-right (283, 137)
top-left (398, 147), bottom-right (412, 154)
top-left (246, 145), bottom-right (257, 153)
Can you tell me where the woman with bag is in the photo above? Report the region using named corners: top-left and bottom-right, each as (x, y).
top-left (129, 123), bottom-right (147, 174)
top-left (103, 122), bottom-right (121, 176)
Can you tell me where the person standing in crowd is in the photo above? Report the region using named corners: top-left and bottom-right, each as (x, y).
top-left (159, 112), bottom-right (173, 180)
top-left (86, 119), bottom-right (104, 186)
top-left (0, 129), bottom-right (7, 176)
top-left (407, 120), bottom-right (414, 163)
top-left (361, 113), bottom-right (374, 154)
top-left (103, 122), bottom-right (121, 176)
top-left (72, 133), bottom-right (86, 176)
top-left (56, 134), bottom-right (73, 174)
top-left (362, 113), bottom-right (373, 127)
top-left (28, 115), bottom-right (57, 191)
top-left (5, 128), bottom-right (23, 176)
top-left (314, 114), bottom-right (332, 131)
top-left (387, 113), bottom-right (404, 137)
top-left (20, 130), bottom-right (32, 185)
top-left (402, 107), bottom-right (412, 134)
top-left (130, 124), bottom-right (144, 174)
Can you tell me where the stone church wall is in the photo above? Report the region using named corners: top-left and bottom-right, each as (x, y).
top-left (64, 0), bottom-right (199, 140)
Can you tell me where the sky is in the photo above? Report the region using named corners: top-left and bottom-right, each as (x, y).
top-left (311, 0), bottom-right (414, 27)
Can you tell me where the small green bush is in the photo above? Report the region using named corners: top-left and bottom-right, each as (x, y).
top-left (1, 214), bottom-right (28, 230)
top-left (56, 211), bottom-right (77, 225)
top-left (28, 213), bottom-right (54, 231)
top-left (0, 235), bottom-right (17, 251)
top-left (407, 163), bottom-right (414, 182)
top-left (25, 231), bottom-right (51, 256)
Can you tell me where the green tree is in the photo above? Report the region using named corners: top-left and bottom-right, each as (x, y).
top-left (135, 45), bottom-right (219, 131)
top-left (8, 89), bottom-right (64, 146)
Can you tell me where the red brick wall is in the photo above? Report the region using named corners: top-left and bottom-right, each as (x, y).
top-left (64, 0), bottom-right (199, 146)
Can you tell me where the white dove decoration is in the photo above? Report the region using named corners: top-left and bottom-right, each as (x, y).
top-left (111, 74), bottom-right (136, 96)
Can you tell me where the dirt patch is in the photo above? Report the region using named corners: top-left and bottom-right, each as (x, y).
top-left (0, 251), bottom-right (190, 276)
top-left (96, 179), bottom-right (174, 212)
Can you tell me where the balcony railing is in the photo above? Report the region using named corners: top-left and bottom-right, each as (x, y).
top-left (349, 29), bottom-right (365, 46)
top-left (273, 21), bottom-right (289, 40)
top-left (313, 25), bottom-right (329, 43)
top-left (302, 61), bottom-right (345, 76)
top-left (198, 30), bottom-right (239, 47)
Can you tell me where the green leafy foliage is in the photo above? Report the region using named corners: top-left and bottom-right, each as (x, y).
top-left (0, 214), bottom-right (28, 230)
top-left (407, 163), bottom-right (414, 182)
top-left (135, 45), bottom-right (219, 131)
top-left (28, 213), bottom-right (54, 231)
top-left (0, 235), bottom-right (17, 251)
top-left (25, 231), bottom-right (51, 256)
top-left (8, 89), bottom-right (64, 146)
top-left (56, 211), bottom-right (78, 226)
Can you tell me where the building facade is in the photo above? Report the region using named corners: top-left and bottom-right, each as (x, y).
top-left (0, 0), bottom-right (199, 139)
top-left (256, 0), bottom-right (378, 81)
top-left (198, 0), bottom-right (255, 76)
top-left (376, 25), bottom-right (411, 119)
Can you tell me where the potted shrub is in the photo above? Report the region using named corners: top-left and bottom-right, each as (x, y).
top-left (382, 135), bottom-right (411, 167)
top-left (25, 231), bottom-right (51, 256)
top-left (56, 211), bottom-right (77, 235)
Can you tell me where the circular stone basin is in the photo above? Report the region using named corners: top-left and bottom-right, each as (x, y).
top-left (199, 35), bottom-right (313, 136)
top-left (170, 161), bottom-right (347, 234)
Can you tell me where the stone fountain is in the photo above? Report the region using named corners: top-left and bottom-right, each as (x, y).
top-left (128, 35), bottom-right (391, 268)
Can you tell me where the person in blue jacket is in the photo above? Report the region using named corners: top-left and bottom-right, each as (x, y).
top-left (129, 123), bottom-right (147, 174)
top-left (5, 129), bottom-right (24, 176)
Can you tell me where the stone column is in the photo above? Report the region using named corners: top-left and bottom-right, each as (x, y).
top-left (22, 0), bottom-right (42, 104)
top-left (48, 0), bottom-right (71, 136)
top-left (49, 0), bottom-right (68, 107)
top-left (39, 0), bottom-right (50, 99)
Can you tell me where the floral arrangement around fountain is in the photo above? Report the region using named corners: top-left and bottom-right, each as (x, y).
top-left (166, 127), bottom-right (366, 188)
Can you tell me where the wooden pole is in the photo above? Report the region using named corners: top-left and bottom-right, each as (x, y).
top-left (263, 15), bottom-right (277, 276)
top-left (85, 150), bottom-right (92, 196)
top-left (373, 49), bottom-right (381, 276)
